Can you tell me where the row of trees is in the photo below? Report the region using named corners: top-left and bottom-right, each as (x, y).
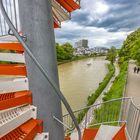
top-left (56, 43), bottom-right (74, 61)
top-left (119, 28), bottom-right (140, 65)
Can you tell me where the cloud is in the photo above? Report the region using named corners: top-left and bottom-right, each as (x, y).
top-left (55, 0), bottom-right (140, 48)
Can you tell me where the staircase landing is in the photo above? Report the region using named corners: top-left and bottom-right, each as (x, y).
top-left (94, 125), bottom-right (120, 140)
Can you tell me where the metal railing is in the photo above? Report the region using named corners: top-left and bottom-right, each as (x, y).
top-left (63, 97), bottom-right (140, 140)
top-left (0, 0), bottom-right (81, 140)
top-left (126, 99), bottom-right (140, 140)
top-left (0, 0), bottom-right (20, 36)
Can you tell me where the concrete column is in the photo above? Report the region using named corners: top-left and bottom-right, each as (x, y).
top-left (18, 0), bottom-right (64, 140)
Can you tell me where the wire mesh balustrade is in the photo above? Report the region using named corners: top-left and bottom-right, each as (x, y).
top-left (0, 0), bottom-right (20, 36)
top-left (63, 97), bottom-right (140, 140)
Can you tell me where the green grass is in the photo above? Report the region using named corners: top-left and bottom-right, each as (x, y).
top-left (87, 64), bottom-right (115, 106)
top-left (90, 60), bottom-right (128, 127)
top-left (77, 63), bottom-right (115, 123)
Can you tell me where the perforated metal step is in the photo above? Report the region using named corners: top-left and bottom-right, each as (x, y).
top-left (0, 42), bottom-right (24, 52)
top-left (0, 105), bottom-right (37, 137)
top-left (94, 125), bottom-right (120, 140)
top-left (0, 77), bottom-right (29, 93)
top-left (0, 52), bottom-right (25, 63)
top-left (52, 0), bottom-right (70, 22)
top-left (1, 119), bottom-right (43, 140)
top-left (0, 91), bottom-right (32, 110)
top-left (56, 0), bottom-right (80, 12)
top-left (34, 133), bottom-right (49, 140)
top-left (0, 64), bottom-right (26, 76)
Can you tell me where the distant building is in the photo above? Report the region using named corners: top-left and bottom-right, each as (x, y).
top-left (75, 39), bottom-right (88, 48)
top-left (93, 47), bottom-right (109, 54)
top-left (74, 40), bottom-right (108, 56)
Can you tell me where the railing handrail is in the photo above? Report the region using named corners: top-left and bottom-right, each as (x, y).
top-left (88, 120), bottom-right (127, 127)
top-left (0, 1), bottom-right (81, 140)
top-left (63, 97), bottom-right (132, 116)
top-left (63, 97), bottom-right (140, 140)
top-left (53, 115), bottom-right (74, 131)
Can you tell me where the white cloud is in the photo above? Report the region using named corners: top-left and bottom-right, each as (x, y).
top-left (55, 0), bottom-right (140, 48)
top-left (55, 21), bottom-right (129, 48)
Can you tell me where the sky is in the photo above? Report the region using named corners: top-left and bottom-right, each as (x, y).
top-left (55, 0), bottom-right (140, 48)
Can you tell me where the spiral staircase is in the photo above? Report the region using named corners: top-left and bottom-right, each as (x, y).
top-left (0, 0), bottom-right (80, 139)
top-left (0, 0), bottom-right (140, 140)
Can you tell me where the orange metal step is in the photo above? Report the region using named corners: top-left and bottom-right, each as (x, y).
top-left (54, 20), bottom-right (61, 28)
top-left (65, 136), bottom-right (71, 140)
top-left (56, 0), bottom-right (77, 12)
top-left (82, 128), bottom-right (99, 140)
top-left (0, 42), bottom-right (24, 52)
top-left (65, 0), bottom-right (80, 10)
top-left (1, 119), bottom-right (43, 140)
top-left (65, 137), bottom-right (71, 140)
top-left (0, 91), bottom-right (32, 110)
top-left (0, 64), bottom-right (27, 76)
top-left (112, 124), bottom-right (127, 140)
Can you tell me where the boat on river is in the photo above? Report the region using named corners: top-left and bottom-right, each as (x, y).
top-left (87, 62), bottom-right (92, 66)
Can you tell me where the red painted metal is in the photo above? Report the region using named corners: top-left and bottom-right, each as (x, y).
top-left (82, 128), bottom-right (99, 140)
top-left (112, 124), bottom-right (127, 140)
top-left (0, 91), bottom-right (32, 110)
top-left (56, 0), bottom-right (80, 12)
top-left (0, 64), bottom-right (27, 76)
top-left (1, 119), bottom-right (43, 140)
top-left (0, 42), bottom-right (24, 52)
top-left (65, 136), bottom-right (71, 140)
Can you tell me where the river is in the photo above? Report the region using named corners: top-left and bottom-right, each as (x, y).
top-left (58, 57), bottom-right (109, 114)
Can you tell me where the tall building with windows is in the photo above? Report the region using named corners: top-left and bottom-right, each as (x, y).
top-left (75, 39), bottom-right (88, 48)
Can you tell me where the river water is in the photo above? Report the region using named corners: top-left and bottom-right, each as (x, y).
top-left (58, 57), bottom-right (109, 114)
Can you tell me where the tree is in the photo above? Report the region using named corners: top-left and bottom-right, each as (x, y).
top-left (61, 43), bottom-right (74, 60)
top-left (56, 42), bottom-right (74, 61)
top-left (119, 28), bottom-right (140, 65)
top-left (130, 39), bottom-right (140, 65)
top-left (107, 46), bottom-right (117, 64)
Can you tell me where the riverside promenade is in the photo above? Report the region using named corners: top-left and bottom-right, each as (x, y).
top-left (125, 61), bottom-right (140, 107)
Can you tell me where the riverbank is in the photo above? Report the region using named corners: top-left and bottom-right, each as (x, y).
top-left (59, 57), bottom-right (109, 114)
top-left (76, 63), bottom-right (115, 123)
top-left (58, 55), bottom-right (99, 65)
top-left (92, 60), bottom-right (128, 126)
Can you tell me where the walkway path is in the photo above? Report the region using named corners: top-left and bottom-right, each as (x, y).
top-left (125, 61), bottom-right (140, 107)
top-left (70, 62), bottom-right (120, 139)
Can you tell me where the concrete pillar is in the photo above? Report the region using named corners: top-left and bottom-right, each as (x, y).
top-left (18, 0), bottom-right (64, 139)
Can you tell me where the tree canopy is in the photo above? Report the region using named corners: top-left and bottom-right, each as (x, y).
top-left (106, 46), bottom-right (117, 64)
top-left (56, 42), bottom-right (74, 61)
top-left (119, 28), bottom-right (140, 65)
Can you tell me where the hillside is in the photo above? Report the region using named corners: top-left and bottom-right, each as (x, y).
top-left (119, 28), bottom-right (140, 65)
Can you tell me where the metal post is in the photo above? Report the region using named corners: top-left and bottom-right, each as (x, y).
top-left (18, 0), bottom-right (64, 139)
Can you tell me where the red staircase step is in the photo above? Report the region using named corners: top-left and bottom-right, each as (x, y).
top-left (65, 136), bottom-right (71, 140)
top-left (65, 0), bottom-right (80, 10)
top-left (0, 64), bottom-right (27, 76)
top-left (112, 124), bottom-right (127, 140)
top-left (0, 91), bottom-right (32, 110)
top-left (82, 128), bottom-right (99, 140)
top-left (1, 119), bottom-right (43, 140)
top-left (54, 20), bottom-right (61, 28)
top-left (56, 0), bottom-right (73, 12)
top-left (56, 0), bottom-right (80, 12)
top-left (0, 42), bottom-right (24, 52)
